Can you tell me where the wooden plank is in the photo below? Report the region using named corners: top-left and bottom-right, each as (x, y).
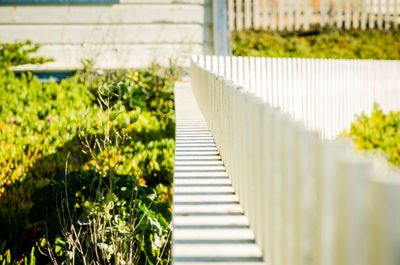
top-left (253, 0), bottom-right (260, 29)
top-left (236, 0), bottom-right (244, 30)
top-left (361, 0), bottom-right (367, 29)
top-left (228, 0), bottom-right (235, 30)
top-left (287, 0), bottom-right (294, 30)
top-left (0, 0), bottom-right (118, 2)
top-left (334, 158), bottom-right (371, 265)
top-left (10, 43), bottom-right (210, 69)
top-left (328, 0), bottom-right (335, 25)
top-left (174, 228), bottom-right (253, 240)
top-left (244, 0), bottom-right (252, 29)
top-left (212, 0), bottom-right (230, 55)
top-left (368, 0), bottom-right (375, 29)
top-left (303, 0), bottom-right (310, 30)
top-left (0, 24), bottom-right (211, 44)
top-left (368, 176), bottom-right (400, 265)
top-left (353, 0), bottom-right (359, 28)
top-left (271, 0), bottom-right (277, 30)
top-left (394, 0), bottom-right (398, 29)
top-left (345, 0), bottom-right (351, 29)
top-left (295, 0), bottom-right (301, 29)
top-left (278, 0), bottom-right (285, 30)
top-left (384, 0), bottom-right (390, 29)
top-left (120, 0), bottom-right (211, 4)
top-left (261, 0), bottom-right (268, 29)
top-left (337, 0), bottom-right (342, 28)
top-left (0, 5), bottom-right (211, 24)
top-left (377, 0), bottom-right (383, 29)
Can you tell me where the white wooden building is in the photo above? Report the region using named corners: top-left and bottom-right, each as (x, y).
top-left (0, 0), bottom-right (230, 70)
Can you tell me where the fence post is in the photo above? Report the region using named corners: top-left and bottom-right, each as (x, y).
top-left (272, 110), bottom-right (284, 265)
top-left (282, 115), bottom-right (297, 265)
top-left (333, 156), bottom-right (372, 265)
top-left (313, 139), bottom-right (352, 265)
top-left (368, 174), bottom-right (400, 265)
top-left (294, 124), bottom-right (318, 265)
top-left (212, 0), bottom-right (231, 56)
top-left (261, 103), bottom-right (273, 263)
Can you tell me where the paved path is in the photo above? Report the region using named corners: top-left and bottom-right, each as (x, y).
top-left (172, 81), bottom-right (266, 265)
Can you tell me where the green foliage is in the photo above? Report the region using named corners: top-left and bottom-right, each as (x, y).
top-left (0, 41), bottom-right (53, 68)
top-left (86, 67), bottom-right (175, 115)
top-left (0, 247), bottom-right (36, 265)
top-left (0, 43), bottom-right (177, 264)
top-left (232, 27), bottom-right (400, 59)
top-left (343, 104), bottom-right (400, 166)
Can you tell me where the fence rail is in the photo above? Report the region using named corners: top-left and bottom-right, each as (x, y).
top-left (229, 0), bottom-right (400, 31)
top-left (190, 55), bottom-right (400, 265)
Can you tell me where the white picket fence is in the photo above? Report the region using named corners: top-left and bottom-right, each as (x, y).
top-left (229, 0), bottom-right (400, 30)
top-left (190, 55), bottom-right (400, 265)
top-left (195, 55), bottom-right (400, 140)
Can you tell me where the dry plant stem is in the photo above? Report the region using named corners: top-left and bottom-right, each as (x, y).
top-left (49, 82), bottom-right (150, 265)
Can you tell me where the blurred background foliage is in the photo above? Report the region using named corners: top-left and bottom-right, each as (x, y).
top-left (232, 27), bottom-right (400, 59)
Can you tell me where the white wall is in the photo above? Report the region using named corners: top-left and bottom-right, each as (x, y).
top-left (0, 0), bottom-right (213, 69)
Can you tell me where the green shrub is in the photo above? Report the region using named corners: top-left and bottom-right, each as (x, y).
top-left (0, 43), bottom-right (177, 264)
top-left (0, 40), bottom-right (53, 68)
top-left (232, 27), bottom-right (400, 59)
top-left (343, 104), bottom-right (400, 166)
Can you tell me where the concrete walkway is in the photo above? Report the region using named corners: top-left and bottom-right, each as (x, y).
top-left (172, 81), bottom-right (266, 265)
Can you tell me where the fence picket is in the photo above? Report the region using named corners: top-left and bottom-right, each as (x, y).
top-left (378, 0), bottom-right (384, 28)
top-left (272, 110), bottom-right (284, 265)
top-left (253, 0), bottom-right (261, 28)
top-left (394, 0), bottom-right (398, 29)
top-left (271, 0), bottom-right (277, 30)
top-left (361, 0), bottom-right (367, 29)
top-left (368, 175), bottom-right (400, 265)
top-left (229, 0), bottom-right (235, 31)
top-left (353, 0), bottom-right (360, 28)
top-left (384, 0), bottom-right (390, 29)
top-left (278, 0), bottom-right (285, 30)
top-left (321, 0), bottom-right (326, 26)
top-left (236, 0), bottom-right (244, 30)
top-left (334, 158), bottom-right (371, 265)
top-left (304, 0), bottom-right (310, 29)
top-left (245, 0), bottom-right (252, 29)
top-left (345, 0), bottom-right (351, 28)
top-left (368, 0), bottom-right (374, 28)
top-left (295, 0), bottom-right (301, 29)
top-left (337, 0), bottom-right (343, 27)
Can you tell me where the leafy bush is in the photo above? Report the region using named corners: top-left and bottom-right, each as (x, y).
top-left (0, 40), bottom-right (53, 68)
top-left (232, 27), bottom-right (400, 59)
top-left (343, 104), bottom-right (400, 166)
top-left (0, 43), bottom-right (177, 264)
